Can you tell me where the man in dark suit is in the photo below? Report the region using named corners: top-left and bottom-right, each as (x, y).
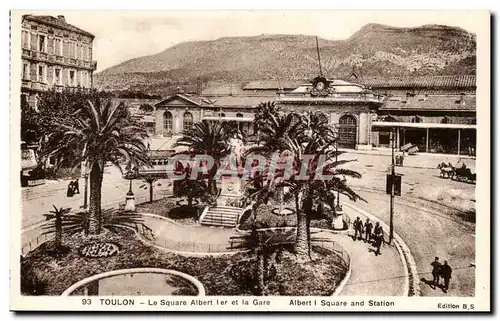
top-left (353, 217), bottom-right (362, 241)
top-left (441, 260), bottom-right (453, 292)
top-left (364, 219), bottom-right (373, 243)
top-left (431, 257), bottom-right (442, 289)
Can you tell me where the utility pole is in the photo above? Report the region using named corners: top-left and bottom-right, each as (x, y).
top-left (389, 127), bottom-right (395, 244)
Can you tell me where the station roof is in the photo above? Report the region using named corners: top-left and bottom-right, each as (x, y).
top-left (380, 95), bottom-right (475, 112)
top-left (357, 75), bottom-right (476, 89)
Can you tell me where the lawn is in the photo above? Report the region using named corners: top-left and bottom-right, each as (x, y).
top-left (21, 229), bottom-right (348, 296)
top-left (239, 200), bottom-right (332, 231)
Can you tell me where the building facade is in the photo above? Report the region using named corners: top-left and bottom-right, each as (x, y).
top-left (276, 76), bottom-right (383, 149)
top-left (136, 75), bottom-right (476, 156)
top-left (21, 15), bottom-right (97, 109)
top-left (366, 75), bottom-right (476, 155)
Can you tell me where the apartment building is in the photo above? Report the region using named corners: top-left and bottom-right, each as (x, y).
top-left (20, 14), bottom-right (97, 109)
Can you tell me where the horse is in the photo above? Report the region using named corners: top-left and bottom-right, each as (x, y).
top-left (437, 162), bottom-right (454, 178)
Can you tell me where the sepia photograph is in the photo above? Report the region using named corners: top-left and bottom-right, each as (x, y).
top-left (10, 9), bottom-right (491, 311)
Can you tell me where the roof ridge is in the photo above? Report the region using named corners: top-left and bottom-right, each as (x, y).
top-left (24, 15), bottom-right (94, 38)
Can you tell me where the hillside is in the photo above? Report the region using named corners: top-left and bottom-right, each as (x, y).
top-left (94, 23), bottom-right (476, 95)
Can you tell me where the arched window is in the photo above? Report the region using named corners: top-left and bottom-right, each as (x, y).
top-left (220, 113), bottom-right (225, 117)
top-left (338, 114), bottom-right (357, 149)
top-left (183, 112), bottom-right (193, 130)
top-left (411, 116), bottom-right (422, 123)
top-left (164, 111), bottom-right (173, 132)
top-left (236, 113), bottom-right (244, 118)
top-left (441, 116), bottom-right (452, 124)
top-left (339, 114), bottom-right (357, 126)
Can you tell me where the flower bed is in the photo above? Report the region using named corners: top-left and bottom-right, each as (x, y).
top-left (78, 242), bottom-right (120, 258)
top-left (21, 229), bottom-right (347, 296)
top-left (239, 202), bottom-right (332, 230)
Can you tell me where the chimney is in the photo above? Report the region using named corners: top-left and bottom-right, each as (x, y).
top-left (57, 15), bottom-right (66, 22)
top-left (175, 86), bottom-right (184, 94)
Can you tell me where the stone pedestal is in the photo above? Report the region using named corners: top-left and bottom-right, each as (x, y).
top-left (333, 207), bottom-right (345, 230)
top-left (124, 192), bottom-right (136, 212)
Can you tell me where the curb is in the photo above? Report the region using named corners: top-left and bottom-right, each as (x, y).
top-left (341, 201), bottom-right (420, 297)
top-left (60, 267), bottom-right (206, 296)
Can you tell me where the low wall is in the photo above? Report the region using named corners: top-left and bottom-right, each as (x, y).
top-left (61, 268), bottom-right (205, 296)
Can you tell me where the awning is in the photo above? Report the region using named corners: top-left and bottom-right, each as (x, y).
top-left (372, 121), bottom-right (476, 130)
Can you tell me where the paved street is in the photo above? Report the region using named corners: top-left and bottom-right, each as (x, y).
top-left (344, 190), bottom-right (475, 297)
top-left (21, 166), bottom-right (170, 229)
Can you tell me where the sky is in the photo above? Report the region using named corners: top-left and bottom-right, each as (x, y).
top-left (17, 10), bottom-right (483, 72)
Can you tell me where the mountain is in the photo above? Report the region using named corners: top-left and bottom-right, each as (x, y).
top-left (94, 23), bottom-right (476, 95)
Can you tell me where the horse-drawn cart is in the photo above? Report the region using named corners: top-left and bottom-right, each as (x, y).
top-left (452, 158), bottom-right (476, 184)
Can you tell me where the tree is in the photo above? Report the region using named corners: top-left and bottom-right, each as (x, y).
top-left (139, 104), bottom-right (155, 113)
top-left (229, 226), bottom-right (293, 295)
top-left (42, 205), bottom-right (71, 251)
top-left (173, 120), bottom-right (237, 198)
top-left (254, 101), bottom-right (281, 138)
top-left (175, 173), bottom-right (210, 220)
top-left (42, 208), bottom-right (150, 239)
top-left (246, 111), bottom-right (365, 258)
top-left (22, 88), bottom-right (109, 147)
top-left (41, 99), bottom-right (151, 235)
top-left (140, 174), bottom-right (163, 203)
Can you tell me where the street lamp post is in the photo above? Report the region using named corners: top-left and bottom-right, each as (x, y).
top-left (336, 136), bottom-right (340, 208)
top-left (124, 170), bottom-right (136, 212)
top-left (81, 161), bottom-right (88, 209)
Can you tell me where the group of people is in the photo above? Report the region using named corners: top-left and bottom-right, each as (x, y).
top-left (431, 256), bottom-right (453, 292)
top-left (66, 179), bottom-right (80, 197)
top-left (352, 217), bottom-right (385, 256)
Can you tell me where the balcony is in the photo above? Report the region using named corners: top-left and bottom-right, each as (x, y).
top-left (21, 49), bottom-right (97, 71)
top-left (276, 91), bottom-right (384, 104)
top-left (21, 79), bottom-right (31, 89)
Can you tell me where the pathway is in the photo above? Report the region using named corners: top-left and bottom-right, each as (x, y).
top-left (142, 216), bottom-right (236, 254)
top-left (141, 210), bottom-right (407, 296)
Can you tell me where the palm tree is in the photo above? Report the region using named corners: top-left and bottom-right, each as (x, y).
top-left (247, 110), bottom-right (365, 258)
top-left (41, 99), bottom-right (151, 235)
top-left (42, 205), bottom-right (71, 250)
top-left (141, 174), bottom-right (159, 203)
top-left (173, 120), bottom-right (237, 197)
top-left (229, 226), bottom-right (294, 295)
top-left (254, 101), bottom-right (281, 137)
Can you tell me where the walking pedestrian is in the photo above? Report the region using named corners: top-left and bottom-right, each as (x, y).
top-left (364, 219), bottom-right (373, 243)
top-left (374, 233), bottom-right (383, 256)
top-left (431, 257), bottom-right (442, 289)
top-left (74, 178), bottom-right (80, 194)
top-left (353, 217), bottom-right (362, 240)
top-left (66, 181), bottom-right (74, 197)
top-left (441, 260), bottom-right (453, 292)
top-left (372, 222), bottom-right (381, 243)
